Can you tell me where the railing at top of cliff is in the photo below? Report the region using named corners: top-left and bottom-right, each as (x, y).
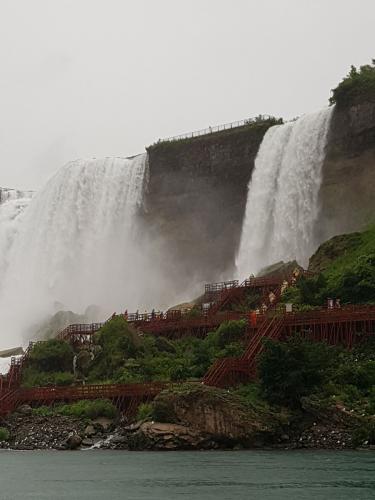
top-left (149, 115), bottom-right (283, 146)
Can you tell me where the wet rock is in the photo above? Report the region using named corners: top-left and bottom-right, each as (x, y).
top-left (84, 424), bottom-right (96, 437)
top-left (82, 438), bottom-right (95, 447)
top-left (128, 421), bottom-right (210, 451)
top-left (66, 433), bottom-right (82, 450)
top-left (15, 405), bottom-right (32, 416)
top-left (92, 417), bottom-right (113, 433)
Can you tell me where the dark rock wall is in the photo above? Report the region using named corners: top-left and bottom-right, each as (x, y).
top-left (319, 102), bottom-right (375, 242)
top-left (143, 123), bottom-right (273, 288)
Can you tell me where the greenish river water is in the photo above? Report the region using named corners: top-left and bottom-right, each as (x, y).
top-left (0, 450), bottom-right (374, 500)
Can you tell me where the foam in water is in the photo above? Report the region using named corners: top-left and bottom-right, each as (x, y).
top-left (0, 155), bottom-right (152, 347)
top-left (236, 107), bottom-right (333, 276)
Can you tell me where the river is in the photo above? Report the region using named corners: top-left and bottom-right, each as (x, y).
top-left (0, 450), bottom-right (374, 499)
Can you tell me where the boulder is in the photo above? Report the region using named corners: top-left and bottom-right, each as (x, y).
top-left (81, 438), bottom-right (95, 447)
top-left (84, 424), bottom-right (96, 437)
top-left (128, 422), bottom-right (209, 450)
top-left (66, 433), bottom-right (82, 450)
top-left (92, 417), bottom-right (113, 432)
top-left (152, 384), bottom-right (275, 446)
top-left (15, 405), bottom-right (32, 417)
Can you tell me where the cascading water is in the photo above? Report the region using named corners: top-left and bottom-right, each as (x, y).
top-left (236, 107), bottom-right (333, 276)
top-left (0, 188), bottom-right (33, 277)
top-left (0, 155), bottom-right (152, 347)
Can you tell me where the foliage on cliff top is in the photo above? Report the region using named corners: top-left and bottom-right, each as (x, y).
top-left (282, 226), bottom-right (375, 307)
top-left (147, 115), bottom-right (283, 151)
top-left (330, 60), bottom-right (375, 108)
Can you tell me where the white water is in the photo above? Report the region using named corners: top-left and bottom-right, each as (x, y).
top-left (236, 107), bottom-right (333, 276)
top-left (0, 155), bottom-right (156, 348)
top-left (0, 189), bottom-right (33, 277)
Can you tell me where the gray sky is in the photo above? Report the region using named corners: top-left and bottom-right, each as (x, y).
top-left (1, 0), bottom-right (374, 190)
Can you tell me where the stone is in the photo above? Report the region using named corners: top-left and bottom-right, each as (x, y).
top-left (15, 405), bottom-right (32, 416)
top-left (81, 438), bottom-right (94, 447)
top-left (66, 433), bottom-right (82, 450)
top-left (84, 424), bottom-right (96, 437)
top-left (92, 417), bottom-right (113, 432)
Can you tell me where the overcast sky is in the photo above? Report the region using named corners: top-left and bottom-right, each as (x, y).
top-left (1, 0), bottom-right (374, 190)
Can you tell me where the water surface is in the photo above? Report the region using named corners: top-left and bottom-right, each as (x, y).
top-left (0, 450), bottom-right (374, 500)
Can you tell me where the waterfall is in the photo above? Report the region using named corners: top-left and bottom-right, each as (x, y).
top-left (236, 107), bottom-right (333, 276)
top-left (0, 155), bottom-right (149, 347)
top-left (0, 189), bottom-right (33, 277)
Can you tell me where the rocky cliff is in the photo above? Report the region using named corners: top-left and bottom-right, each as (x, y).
top-left (143, 121), bottom-right (275, 289)
top-left (319, 102), bottom-right (375, 242)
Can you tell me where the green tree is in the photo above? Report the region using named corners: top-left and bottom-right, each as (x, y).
top-left (330, 59), bottom-right (375, 108)
top-left (259, 336), bottom-right (336, 406)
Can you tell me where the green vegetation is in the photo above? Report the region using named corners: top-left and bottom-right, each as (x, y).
top-left (22, 318), bottom-right (246, 387)
top-left (32, 399), bottom-right (117, 419)
top-left (22, 339), bottom-right (74, 388)
top-left (147, 116), bottom-right (283, 151)
top-left (330, 59), bottom-right (375, 108)
top-left (259, 336), bottom-right (375, 417)
top-left (282, 226), bottom-right (375, 308)
top-left (0, 427), bottom-right (10, 442)
top-left (85, 317), bottom-right (246, 384)
top-left (136, 403), bottom-right (153, 421)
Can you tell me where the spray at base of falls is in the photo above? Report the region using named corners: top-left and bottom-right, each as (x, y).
top-left (0, 189), bottom-right (33, 278)
top-left (236, 106), bottom-right (334, 277)
top-left (0, 154), bottom-right (165, 348)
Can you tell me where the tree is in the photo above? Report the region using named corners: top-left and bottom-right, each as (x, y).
top-left (258, 336), bottom-right (335, 407)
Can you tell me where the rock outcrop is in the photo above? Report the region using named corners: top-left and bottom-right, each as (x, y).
top-left (151, 384), bottom-right (272, 446)
top-left (144, 121), bottom-right (275, 291)
top-left (319, 102), bottom-right (375, 243)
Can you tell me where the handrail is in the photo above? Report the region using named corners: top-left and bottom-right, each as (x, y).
top-left (151, 115), bottom-right (281, 145)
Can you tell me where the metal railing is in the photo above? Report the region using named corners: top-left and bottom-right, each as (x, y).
top-left (152, 115), bottom-right (281, 145)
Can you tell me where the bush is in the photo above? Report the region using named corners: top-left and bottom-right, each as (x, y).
top-left (136, 403), bottom-right (153, 421)
top-left (259, 336), bottom-right (336, 406)
top-left (330, 60), bottom-right (375, 108)
top-left (32, 406), bottom-right (54, 417)
top-left (22, 369), bottom-right (74, 388)
top-left (0, 427), bottom-right (9, 442)
top-left (87, 317), bottom-right (142, 381)
top-left (56, 399), bottom-right (117, 419)
top-left (27, 340), bottom-right (74, 373)
top-left (214, 320), bottom-right (247, 348)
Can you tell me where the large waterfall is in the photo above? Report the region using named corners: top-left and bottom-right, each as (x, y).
top-left (0, 155), bottom-right (153, 347)
top-left (0, 189), bottom-right (33, 278)
top-left (236, 107), bottom-right (333, 276)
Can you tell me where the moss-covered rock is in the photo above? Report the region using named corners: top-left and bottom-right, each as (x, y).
top-left (309, 232), bottom-right (362, 273)
top-left (152, 383), bottom-right (284, 446)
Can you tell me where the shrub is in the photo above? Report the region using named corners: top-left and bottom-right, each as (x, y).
top-left (22, 369), bottom-right (74, 388)
top-left (259, 336), bottom-right (336, 406)
top-left (56, 399), bottom-right (117, 419)
top-left (32, 406), bottom-right (54, 417)
top-left (136, 403), bottom-right (153, 421)
top-left (0, 427), bottom-right (9, 442)
top-left (87, 317), bottom-right (142, 381)
top-left (330, 60), bottom-right (375, 108)
top-left (214, 320), bottom-right (247, 348)
top-left (27, 340), bottom-right (74, 373)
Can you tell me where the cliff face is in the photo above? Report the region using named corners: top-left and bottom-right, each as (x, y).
top-left (143, 122), bottom-right (273, 289)
top-left (318, 102), bottom-right (375, 242)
